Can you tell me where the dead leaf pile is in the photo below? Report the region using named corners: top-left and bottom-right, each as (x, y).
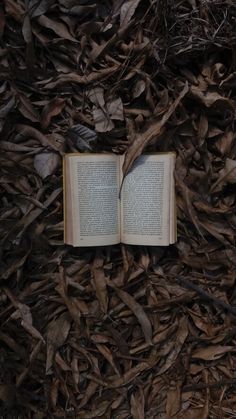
top-left (1, 0), bottom-right (236, 417)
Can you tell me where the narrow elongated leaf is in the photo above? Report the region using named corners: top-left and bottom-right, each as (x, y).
top-left (41, 98), bottom-right (65, 129)
top-left (122, 82), bottom-right (189, 177)
top-left (68, 123), bottom-right (97, 151)
top-left (112, 286), bottom-right (152, 345)
top-left (120, 0), bottom-right (141, 27)
top-left (46, 313), bottom-right (71, 374)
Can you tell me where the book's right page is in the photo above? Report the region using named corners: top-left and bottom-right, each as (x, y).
top-left (120, 153), bottom-right (175, 246)
top-left (169, 153), bottom-right (177, 244)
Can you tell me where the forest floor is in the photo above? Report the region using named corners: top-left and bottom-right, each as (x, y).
top-left (1, 1), bottom-right (236, 418)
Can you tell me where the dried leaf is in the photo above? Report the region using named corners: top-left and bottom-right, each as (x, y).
top-left (42, 65), bottom-right (120, 88)
top-left (92, 107), bottom-right (114, 132)
top-left (34, 152), bottom-right (60, 179)
top-left (18, 93), bottom-right (40, 122)
top-left (92, 256), bottom-right (108, 314)
top-left (166, 381), bottom-right (181, 417)
top-left (107, 97), bottom-right (124, 121)
top-left (112, 286), bottom-right (152, 345)
top-left (37, 15), bottom-right (77, 42)
top-left (192, 345), bottom-right (235, 361)
top-left (130, 388), bottom-right (145, 419)
top-left (5, 288), bottom-right (45, 343)
top-left (22, 13), bottom-right (32, 44)
top-left (133, 79), bottom-right (146, 99)
top-left (0, 96), bottom-right (15, 118)
top-left (156, 317), bottom-right (188, 376)
top-left (120, 0), bottom-right (141, 27)
top-left (123, 82), bottom-right (188, 176)
top-left (67, 123), bottom-right (98, 152)
top-left (41, 98), bottom-right (65, 129)
top-left (190, 86), bottom-right (233, 108)
top-left (46, 313), bottom-right (71, 374)
top-left (218, 158), bottom-right (236, 184)
top-left (96, 344), bottom-right (120, 376)
top-left (29, 0), bottom-right (53, 18)
top-left (16, 124), bottom-right (63, 152)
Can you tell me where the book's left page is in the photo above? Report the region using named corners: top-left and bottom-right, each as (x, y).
top-left (64, 154), bottom-right (120, 247)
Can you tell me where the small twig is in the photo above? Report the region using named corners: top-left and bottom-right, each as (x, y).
top-left (176, 276), bottom-right (236, 317)
top-left (213, 10), bottom-right (228, 39)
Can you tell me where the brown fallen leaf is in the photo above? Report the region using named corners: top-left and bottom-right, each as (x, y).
top-left (15, 124), bottom-right (63, 152)
top-left (108, 349), bottom-right (157, 388)
top-left (4, 288), bottom-right (45, 343)
top-left (122, 82), bottom-right (188, 177)
top-left (34, 152), bottom-right (60, 179)
top-left (166, 380), bottom-right (182, 418)
top-left (1, 247), bottom-right (31, 281)
top-left (41, 98), bottom-right (65, 129)
top-left (92, 255), bottom-right (108, 314)
top-left (37, 15), bottom-right (77, 42)
top-left (191, 345), bottom-right (236, 361)
top-left (17, 92), bottom-right (40, 122)
top-left (120, 0), bottom-right (141, 27)
top-left (96, 344), bottom-right (120, 376)
top-left (0, 96), bottom-right (15, 119)
top-left (130, 387), bottom-right (145, 419)
top-left (110, 285), bottom-right (152, 345)
top-left (107, 97), bottom-right (124, 121)
top-left (41, 65), bottom-right (120, 89)
top-left (190, 85), bottom-right (235, 109)
top-left (46, 312), bottom-right (71, 374)
top-left (218, 158), bottom-right (236, 185)
top-left (67, 123), bottom-right (98, 152)
top-left (132, 79), bottom-right (146, 99)
top-left (156, 317), bottom-right (188, 376)
top-left (92, 106), bottom-right (114, 132)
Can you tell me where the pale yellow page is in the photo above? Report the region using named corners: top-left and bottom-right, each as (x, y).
top-left (169, 153), bottom-right (176, 244)
top-left (120, 154), bottom-right (172, 246)
top-left (65, 154), bottom-right (120, 247)
top-left (64, 157), bottom-right (74, 245)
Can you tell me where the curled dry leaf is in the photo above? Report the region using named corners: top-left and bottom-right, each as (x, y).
top-left (218, 158), bottom-right (236, 184)
top-left (130, 388), bottom-right (145, 419)
top-left (166, 380), bottom-right (182, 417)
top-left (122, 82), bottom-right (189, 176)
top-left (67, 123), bottom-right (98, 152)
top-left (46, 313), bottom-right (71, 374)
top-left (37, 15), bottom-right (77, 42)
top-left (133, 79), bottom-right (146, 99)
top-left (18, 93), bottom-right (40, 122)
top-left (89, 88), bottom-right (124, 132)
top-left (120, 0), bottom-right (141, 27)
top-left (0, 96), bottom-right (15, 118)
top-left (41, 98), bottom-right (65, 129)
top-left (16, 124), bottom-right (64, 152)
top-left (5, 288), bottom-right (45, 343)
top-left (191, 345), bottom-right (236, 361)
top-left (111, 286), bottom-right (152, 345)
top-left (34, 152), bottom-right (60, 179)
top-left (92, 255), bottom-right (108, 314)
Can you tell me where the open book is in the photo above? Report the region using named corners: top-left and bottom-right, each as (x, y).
top-left (63, 153), bottom-right (176, 246)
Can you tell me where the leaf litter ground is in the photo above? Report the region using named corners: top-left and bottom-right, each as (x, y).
top-left (1, 0), bottom-right (236, 417)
